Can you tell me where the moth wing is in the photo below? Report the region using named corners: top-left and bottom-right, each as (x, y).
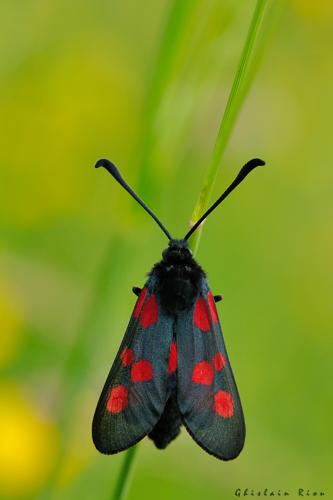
top-left (176, 282), bottom-right (245, 460)
top-left (92, 284), bottom-right (173, 454)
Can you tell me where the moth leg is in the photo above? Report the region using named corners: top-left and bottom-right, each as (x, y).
top-left (132, 286), bottom-right (142, 296)
top-left (214, 294), bottom-right (223, 303)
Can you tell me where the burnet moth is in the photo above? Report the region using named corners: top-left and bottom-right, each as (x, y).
top-left (92, 157), bottom-right (265, 460)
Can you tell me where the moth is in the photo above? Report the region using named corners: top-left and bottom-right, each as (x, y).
top-left (92, 157), bottom-right (265, 460)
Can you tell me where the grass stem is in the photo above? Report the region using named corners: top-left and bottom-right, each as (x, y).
top-left (189, 0), bottom-right (269, 255)
top-left (112, 447), bottom-right (138, 500)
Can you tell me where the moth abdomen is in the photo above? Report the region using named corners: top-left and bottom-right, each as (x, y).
top-left (148, 394), bottom-right (182, 449)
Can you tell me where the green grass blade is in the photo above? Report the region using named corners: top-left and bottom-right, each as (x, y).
top-left (111, 446), bottom-right (137, 500)
top-left (189, 0), bottom-right (269, 255)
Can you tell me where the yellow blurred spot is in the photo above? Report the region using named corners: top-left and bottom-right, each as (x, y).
top-left (0, 384), bottom-right (58, 497)
top-left (294, 0), bottom-right (333, 19)
top-left (0, 284), bottom-right (23, 366)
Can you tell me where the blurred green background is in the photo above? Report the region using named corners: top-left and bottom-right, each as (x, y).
top-left (1, 0), bottom-right (332, 499)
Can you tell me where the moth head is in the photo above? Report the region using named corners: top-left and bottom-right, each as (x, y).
top-left (162, 239), bottom-right (192, 263)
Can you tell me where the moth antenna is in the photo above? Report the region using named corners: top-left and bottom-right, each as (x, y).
top-left (184, 158), bottom-right (266, 241)
top-left (95, 159), bottom-right (172, 240)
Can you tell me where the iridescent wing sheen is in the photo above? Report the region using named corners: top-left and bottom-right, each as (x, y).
top-left (92, 281), bottom-right (173, 454)
top-left (176, 280), bottom-right (245, 460)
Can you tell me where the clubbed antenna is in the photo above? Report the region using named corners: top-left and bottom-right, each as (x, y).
top-left (95, 159), bottom-right (172, 240)
top-left (184, 158), bottom-right (266, 241)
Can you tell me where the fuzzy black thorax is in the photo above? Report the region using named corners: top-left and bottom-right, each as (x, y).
top-left (151, 239), bottom-right (205, 314)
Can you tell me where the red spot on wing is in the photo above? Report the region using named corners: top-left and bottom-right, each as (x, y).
top-left (106, 385), bottom-right (129, 413)
top-left (168, 342), bottom-right (177, 374)
top-left (131, 360), bottom-right (153, 382)
top-left (194, 297), bottom-right (211, 332)
top-left (120, 347), bottom-right (134, 367)
top-left (214, 390), bottom-right (234, 418)
top-left (133, 288), bottom-right (147, 318)
top-left (213, 352), bottom-right (226, 371)
top-left (140, 294), bottom-right (158, 328)
top-left (192, 361), bottom-right (214, 385)
top-left (207, 291), bottom-right (218, 323)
